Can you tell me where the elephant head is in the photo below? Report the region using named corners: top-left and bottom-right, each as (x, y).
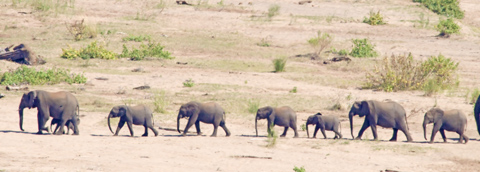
top-left (108, 106), bottom-right (128, 134)
top-left (306, 113), bottom-right (322, 138)
top-left (177, 103), bottom-right (200, 133)
top-left (423, 108), bottom-right (444, 140)
top-left (348, 101), bottom-right (373, 139)
top-left (255, 106), bottom-right (274, 137)
top-left (18, 91), bottom-right (37, 131)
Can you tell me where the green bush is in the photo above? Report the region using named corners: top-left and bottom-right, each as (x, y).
top-left (0, 66), bottom-right (87, 85)
top-left (183, 79), bottom-right (195, 87)
top-left (364, 53), bottom-right (459, 94)
top-left (267, 4), bottom-right (280, 19)
top-left (289, 87), bottom-right (297, 93)
top-left (349, 39), bottom-right (378, 58)
top-left (293, 166), bottom-right (306, 172)
top-left (119, 42), bottom-right (174, 61)
top-left (338, 49), bottom-right (348, 56)
top-left (363, 10), bottom-right (386, 25)
top-left (61, 41), bottom-right (117, 60)
top-left (122, 35), bottom-right (151, 42)
top-left (413, 0), bottom-right (464, 19)
top-left (436, 18), bottom-right (460, 37)
top-left (307, 31), bottom-right (333, 56)
top-left (273, 57), bottom-right (287, 72)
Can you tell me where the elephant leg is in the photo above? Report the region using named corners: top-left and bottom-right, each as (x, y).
top-left (36, 112), bottom-right (49, 134)
top-left (399, 122), bottom-right (413, 142)
top-left (356, 120), bottom-right (370, 140)
top-left (429, 123), bottom-right (441, 143)
top-left (114, 120), bottom-right (125, 136)
top-left (147, 121), bottom-right (158, 136)
top-left (462, 133), bottom-right (469, 144)
top-left (195, 120), bottom-right (202, 136)
top-left (54, 119), bottom-right (67, 135)
top-left (126, 121), bottom-right (134, 137)
top-left (211, 121), bottom-right (219, 137)
top-left (440, 129), bottom-right (447, 143)
top-left (313, 125), bottom-right (320, 138)
top-left (389, 128), bottom-right (398, 141)
top-left (280, 127), bottom-right (288, 137)
top-left (334, 130), bottom-right (342, 139)
top-left (70, 118), bottom-right (80, 135)
top-left (320, 128), bottom-right (327, 139)
top-left (142, 124), bottom-right (149, 137)
top-left (291, 124), bottom-right (299, 138)
top-left (369, 123), bottom-right (378, 141)
top-left (220, 121), bottom-right (231, 137)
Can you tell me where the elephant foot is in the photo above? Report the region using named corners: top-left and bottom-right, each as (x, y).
top-left (181, 133), bottom-right (187, 136)
top-left (354, 137), bottom-right (361, 140)
top-left (197, 132), bottom-right (203, 136)
top-left (113, 134), bottom-right (118, 136)
top-left (293, 135), bottom-right (299, 138)
top-left (72, 133), bottom-right (79, 136)
top-left (210, 135), bottom-right (217, 137)
top-left (280, 134), bottom-right (286, 137)
top-left (142, 134), bottom-right (148, 137)
top-left (389, 138), bottom-right (397, 142)
top-left (35, 131), bottom-right (43, 135)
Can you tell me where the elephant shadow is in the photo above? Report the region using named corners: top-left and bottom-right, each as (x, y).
top-left (162, 134), bottom-right (207, 137)
top-left (90, 134), bottom-right (142, 138)
top-left (0, 130), bottom-right (52, 135)
top-left (238, 134), bottom-right (268, 138)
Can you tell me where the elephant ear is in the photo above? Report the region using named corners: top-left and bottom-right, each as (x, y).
top-left (315, 112), bottom-right (322, 116)
top-left (118, 107), bottom-right (128, 117)
top-left (187, 103), bottom-right (200, 117)
top-left (431, 108), bottom-right (444, 123)
top-left (27, 91), bottom-right (36, 108)
top-left (360, 101), bottom-right (375, 117)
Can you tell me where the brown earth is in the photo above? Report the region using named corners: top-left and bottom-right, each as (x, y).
top-left (1, 0), bottom-right (480, 171)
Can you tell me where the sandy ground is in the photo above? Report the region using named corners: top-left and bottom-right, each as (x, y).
top-left (1, 0), bottom-right (480, 171)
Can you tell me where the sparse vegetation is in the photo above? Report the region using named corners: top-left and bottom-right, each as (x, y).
top-left (363, 10), bottom-right (385, 25)
top-left (267, 4), bottom-right (280, 20)
top-left (153, 91), bottom-right (169, 113)
top-left (365, 53), bottom-right (459, 95)
top-left (257, 37), bottom-right (271, 47)
top-left (66, 19), bottom-right (96, 41)
top-left (301, 124), bottom-right (306, 131)
top-left (307, 31), bottom-right (333, 57)
top-left (247, 99), bottom-right (260, 114)
top-left (469, 88), bottom-right (480, 104)
top-left (290, 87), bottom-right (297, 93)
top-left (183, 79), bottom-right (195, 87)
top-left (349, 39), bottom-right (378, 58)
top-left (120, 42), bottom-right (174, 61)
top-left (413, 13), bottom-right (430, 28)
top-left (122, 35), bottom-right (152, 42)
top-left (413, 0), bottom-right (464, 19)
top-left (273, 57), bottom-right (287, 72)
top-left (436, 18), bottom-right (460, 37)
top-left (0, 66), bottom-right (86, 85)
top-left (293, 166), bottom-right (306, 172)
top-left (266, 123), bottom-right (278, 148)
top-left (61, 41), bottom-right (117, 60)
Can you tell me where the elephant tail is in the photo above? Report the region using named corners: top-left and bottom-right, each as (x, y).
top-left (405, 113), bottom-right (409, 131)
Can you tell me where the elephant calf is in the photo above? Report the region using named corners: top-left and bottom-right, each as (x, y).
top-left (255, 106), bottom-right (298, 138)
top-left (423, 107), bottom-right (468, 144)
top-left (177, 101), bottom-right (231, 137)
top-left (306, 113), bottom-right (342, 139)
top-left (108, 105), bottom-right (158, 137)
top-left (50, 116), bottom-right (80, 135)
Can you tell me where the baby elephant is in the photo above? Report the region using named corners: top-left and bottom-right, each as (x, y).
top-left (50, 116), bottom-right (80, 135)
top-left (423, 107), bottom-right (468, 144)
top-left (108, 105), bottom-right (158, 137)
top-left (306, 113), bottom-right (342, 139)
top-left (177, 101), bottom-right (230, 137)
top-left (255, 106), bottom-right (298, 138)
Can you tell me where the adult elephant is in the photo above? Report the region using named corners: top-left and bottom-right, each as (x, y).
top-left (177, 101), bottom-right (231, 137)
top-left (474, 95), bottom-right (480, 136)
top-left (349, 100), bottom-right (412, 142)
top-left (108, 105), bottom-right (158, 137)
top-left (19, 90), bottom-right (80, 135)
top-left (255, 106), bottom-right (298, 138)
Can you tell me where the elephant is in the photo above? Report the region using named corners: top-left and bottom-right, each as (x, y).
top-left (349, 100), bottom-right (412, 142)
top-left (255, 106), bottom-right (298, 138)
top-left (108, 105), bottom-right (158, 137)
top-left (19, 90), bottom-right (80, 135)
top-left (306, 113), bottom-right (342, 139)
top-left (177, 101), bottom-right (230, 137)
top-left (423, 107), bottom-right (468, 144)
top-left (50, 115), bottom-right (80, 135)
top-left (474, 95), bottom-right (480, 136)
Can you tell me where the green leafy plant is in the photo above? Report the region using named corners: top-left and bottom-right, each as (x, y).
top-left (247, 99), bottom-right (260, 114)
top-left (307, 31), bottom-right (333, 57)
top-left (363, 10), bottom-right (385, 25)
top-left (293, 166), bottom-right (306, 172)
top-left (66, 19), bottom-right (97, 41)
top-left (153, 91), bottom-right (169, 113)
top-left (300, 124), bottom-right (306, 131)
top-left (122, 35), bottom-right (151, 42)
top-left (364, 53), bottom-right (459, 95)
top-left (61, 41), bottom-right (117, 60)
top-left (436, 18), bottom-right (460, 37)
top-left (290, 87), bottom-right (297, 93)
top-left (183, 79), bottom-right (195, 87)
top-left (267, 4), bottom-right (280, 20)
top-left (120, 42), bottom-right (174, 61)
top-left (469, 88), bottom-right (480, 104)
top-left (413, 0), bottom-right (464, 19)
top-left (273, 57), bottom-right (287, 72)
top-left (338, 49), bottom-right (348, 56)
top-left (349, 39), bottom-right (378, 58)
top-left (266, 123), bottom-right (278, 148)
top-left (0, 66), bottom-right (86, 85)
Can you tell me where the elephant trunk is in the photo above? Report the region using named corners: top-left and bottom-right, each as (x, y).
top-left (306, 123), bottom-right (310, 138)
top-left (349, 112), bottom-right (354, 139)
top-left (423, 119), bottom-right (428, 140)
top-left (108, 114), bottom-right (114, 134)
top-left (19, 107), bottom-right (25, 131)
top-left (255, 116), bottom-right (259, 137)
top-left (177, 115), bottom-right (181, 133)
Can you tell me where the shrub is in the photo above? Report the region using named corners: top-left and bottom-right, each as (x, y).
top-left (349, 39), bottom-right (378, 58)
top-left (470, 88), bottom-right (480, 104)
top-left (153, 91), bottom-right (169, 113)
top-left (273, 57), bottom-right (287, 72)
top-left (307, 31), bottom-right (333, 57)
top-left (61, 41), bottom-right (117, 60)
top-left (289, 87), bottom-right (297, 93)
top-left (293, 166), bottom-right (306, 172)
top-left (363, 10), bottom-right (385, 25)
top-left (266, 123), bottom-right (277, 148)
top-left (436, 18), bottom-right (460, 37)
top-left (247, 99), bottom-right (260, 114)
top-left (267, 4), bottom-right (280, 19)
top-left (338, 49), bottom-right (348, 56)
top-left (0, 66), bottom-right (87, 85)
top-left (183, 79), bottom-right (195, 87)
top-left (122, 35), bottom-right (151, 42)
top-left (364, 53), bottom-right (459, 94)
top-left (66, 19), bottom-right (97, 41)
top-left (119, 42), bottom-right (174, 61)
top-left (413, 0), bottom-right (464, 19)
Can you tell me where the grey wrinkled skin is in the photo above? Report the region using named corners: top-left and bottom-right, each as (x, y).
top-left (423, 107), bottom-right (468, 144)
